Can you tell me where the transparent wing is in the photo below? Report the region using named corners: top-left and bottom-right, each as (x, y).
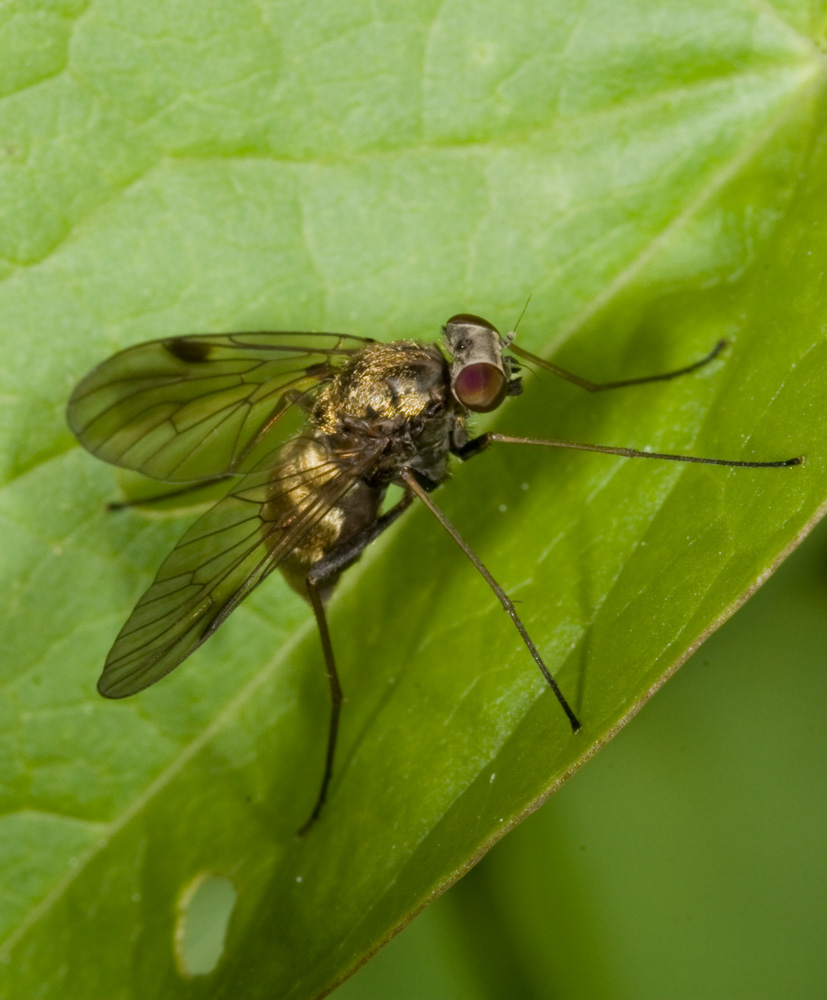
top-left (67, 331), bottom-right (374, 482)
top-left (98, 438), bottom-right (382, 698)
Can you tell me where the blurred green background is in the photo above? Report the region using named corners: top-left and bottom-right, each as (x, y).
top-left (335, 515), bottom-right (827, 999)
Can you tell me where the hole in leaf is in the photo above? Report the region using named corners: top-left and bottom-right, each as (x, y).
top-left (175, 873), bottom-right (237, 977)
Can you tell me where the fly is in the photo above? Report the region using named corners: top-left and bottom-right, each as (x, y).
top-left (66, 315), bottom-right (803, 832)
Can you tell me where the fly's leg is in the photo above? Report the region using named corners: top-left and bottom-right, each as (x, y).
top-left (492, 340), bottom-right (800, 464)
top-left (399, 469), bottom-right (581, 732)
top-left (106, 474), bottom-right (235, 511)
top-left (445, 425), bottom-right (801, 730)
top-left (509, 339), bottom-right (728, 392)
top-left (300, 579), bottom-right (342, 838)
top-left (455, 434), bottom-right (802, 468)
top-left (297, 491), bottom-right (414, 836)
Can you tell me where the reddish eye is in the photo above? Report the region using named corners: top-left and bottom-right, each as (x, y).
top-left (454, 362), bottom-right (507, 412)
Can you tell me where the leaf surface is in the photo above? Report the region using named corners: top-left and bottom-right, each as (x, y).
top-left (1, 0), bottom-right (826, 997)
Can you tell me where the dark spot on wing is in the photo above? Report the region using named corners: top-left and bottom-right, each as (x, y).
top-left (164, 338), bottom-right (213, 363)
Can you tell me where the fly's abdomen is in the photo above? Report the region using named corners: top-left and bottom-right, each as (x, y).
top-left (262, 436), bottom-right (381, 597)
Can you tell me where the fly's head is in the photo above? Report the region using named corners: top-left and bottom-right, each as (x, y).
top-left (443, 314), bottom-right (522, 414)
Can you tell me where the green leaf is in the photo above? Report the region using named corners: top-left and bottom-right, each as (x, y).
top-left (336, 513), bottom-right (827, 1000)
top-left (1, 1), bottom-right (826, 997)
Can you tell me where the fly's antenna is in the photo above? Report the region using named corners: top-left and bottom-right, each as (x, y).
top-left (503, 294), bottom-right (532, 349)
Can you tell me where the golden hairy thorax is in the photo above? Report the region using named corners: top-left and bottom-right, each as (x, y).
top-left (312, 341), bottom-right (451, 430)
top-left (266, 340), bottom-right (460, 596)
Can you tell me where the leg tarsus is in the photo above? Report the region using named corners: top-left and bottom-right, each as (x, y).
top-left (297, 577), bottom-right (342, 837)
top-left (296, 490), bottom-right (414, 835)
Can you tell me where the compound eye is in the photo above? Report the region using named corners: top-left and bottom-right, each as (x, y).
top-left (454, 362), bottom-right (507, 412)
top-left (445, 313), bottom-right (498, 333)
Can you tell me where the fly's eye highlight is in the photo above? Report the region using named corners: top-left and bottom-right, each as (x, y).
top-left (453, 362), bottom-right (507, 412)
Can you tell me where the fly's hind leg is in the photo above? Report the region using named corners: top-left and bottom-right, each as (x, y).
top-left (106, 474), bottom-right (234, 511)
top-left (300, 579), bottom-right (342, 838)
top-left (297, 490), bottom-right (414, 836)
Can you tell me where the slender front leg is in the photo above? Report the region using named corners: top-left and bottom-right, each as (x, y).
top-left (509, 339), bottom-right (728, 392)
top-left (455, 434), bottom-right (802, 469)
top-left (297, 491), bottom-right (414, 836)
